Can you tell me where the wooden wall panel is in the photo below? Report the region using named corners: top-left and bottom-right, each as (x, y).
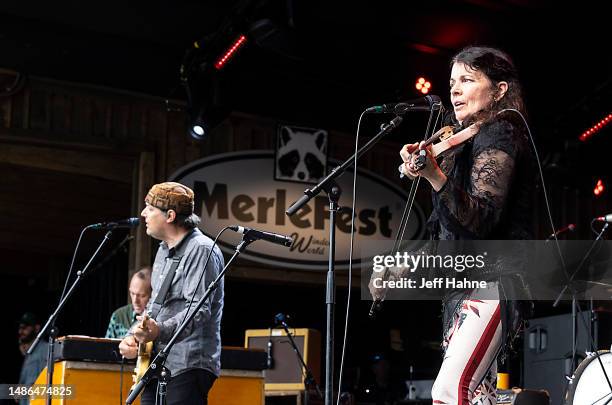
top-left (50, 91), bottom-right (72, 133)
top-left (71, 95), bottom-right (92, 136)
top-left (0, 143), bottom-right (134, 183)
top-left (9, 85), bottom-right (28, 129)
top-left (0, 70), bottom-right (189, 276)
top-left (0, 163), bottom-right (131, 256)
top-left (0, 94), bottom-right (11, 128)
top-left (91, 98), bottom-right (109, 138)
top-left (165, 111), bottom-right (187, 176)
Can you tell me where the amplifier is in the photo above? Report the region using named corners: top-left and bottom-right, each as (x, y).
top-left (53, 336), bottom-right (268, 371)
top-left (221, 346), bottom-right (268, 371)
top-left (245, 328), bottom-right (321, 391)
top-left (53, 335), bottom-right (128, 363)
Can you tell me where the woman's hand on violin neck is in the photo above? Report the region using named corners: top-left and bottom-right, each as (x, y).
top-left (399, 141), bottom-right (447, 191)
top-left (400, 142), bottom-right (420, 162)
top-left (416, 141), bottom-right (447, 191)
top-left (400, 142), bottom-right (421, 179)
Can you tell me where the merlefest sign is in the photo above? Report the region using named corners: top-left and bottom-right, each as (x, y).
top-left (171, 151), bottom-right (424, 270)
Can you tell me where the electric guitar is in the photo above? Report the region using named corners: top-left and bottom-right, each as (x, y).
top-left (132, 313), bottom-right (154, 388)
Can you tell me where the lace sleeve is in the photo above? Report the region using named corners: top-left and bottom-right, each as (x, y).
top-left (432, 116), bottom-right (522, 238)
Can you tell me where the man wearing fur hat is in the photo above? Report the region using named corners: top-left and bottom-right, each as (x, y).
top-left (119, 182), bottom-right (224, 405)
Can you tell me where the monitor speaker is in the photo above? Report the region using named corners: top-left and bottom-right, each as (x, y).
top-left (523, 311), bottom-right (612, 405)
top-left (245, 328), bottom-right (321, 391)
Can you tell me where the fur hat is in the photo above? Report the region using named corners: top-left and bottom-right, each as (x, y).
top-left (145, 182), bottom-right (194, 215)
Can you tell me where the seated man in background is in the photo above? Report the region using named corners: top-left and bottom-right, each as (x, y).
top-left (17, 312), bottom-right (48, 405)
top-left (105, 267), bottom-right (152, 338)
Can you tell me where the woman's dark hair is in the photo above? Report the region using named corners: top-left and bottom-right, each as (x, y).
top-left (451, 46), bottom-right (526, 125)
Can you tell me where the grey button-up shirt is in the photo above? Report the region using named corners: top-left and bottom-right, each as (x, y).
top-left (149, 228), bottom-right (224, 377)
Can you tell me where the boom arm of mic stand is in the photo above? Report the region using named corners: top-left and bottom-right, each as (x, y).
top-left (550, 223), bottom-right (612, 399)
top-left (125, 237), bottom-right (254, 404)
top-left (286, 115), bottom-right (403, 216)
top-left (279, 322), bottom-right (323, 400)
top-left (553, 222), bottom-right (609, 307)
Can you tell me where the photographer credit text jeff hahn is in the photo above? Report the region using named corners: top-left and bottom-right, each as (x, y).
top-left (371, 251), bottom-right (488, 290)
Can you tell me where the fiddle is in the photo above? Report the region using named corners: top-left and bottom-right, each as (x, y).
top-left (399, 124), bottom-right (478, 177)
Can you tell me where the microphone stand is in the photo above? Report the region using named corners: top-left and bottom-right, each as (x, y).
top-left (28, 230), bottom-right (114, 405)
top-left (552, 222), bottom-right (612, 398)
top-left (277, 319), bottom-right (323, 404)
top-left (125, 235), bottom-right (255, 405)
top-left (553, 222), bottom-right (608, 306)
top-left (286, 115), bottom-right (404, 405)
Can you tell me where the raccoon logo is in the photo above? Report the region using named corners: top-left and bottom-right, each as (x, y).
top-left (275, 125), bottom-right (328, 183)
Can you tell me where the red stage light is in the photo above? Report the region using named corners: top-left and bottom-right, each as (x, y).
top-left (214, 35), bottom-right (247, 70)
top-left (415, 77), bottom-right (431, 94)
top-left (593, 179), bottom-right (605, 196)
top-left (580, 112), bottom-right (612, 141)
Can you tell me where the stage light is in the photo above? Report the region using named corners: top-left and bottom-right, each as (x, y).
top-left (214, 35), bottom-right (247, 70)
top-left (192, 125), bottom-right (205, 137)
top-left (579, 112), bottom-right (612, 141)
top-left (189, 117), bottom-right (208, 140)
top-left (415, 77), bottom-right (431, 94)
top-left (187, 101), bottom-right (229, 141)
top-left (593, 179), bottom-right (605, 196)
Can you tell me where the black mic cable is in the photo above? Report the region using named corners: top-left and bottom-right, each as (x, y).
top-left (338, 101), bottom-right (443, 405)
top-left (368, 103), bottom-right (445, 318)
top-left (58, 226), bottom-right (89, 304)
top-left (498, 108), bottom-right (612, 399)
top-left (59, 221), bottom-right (136, 303)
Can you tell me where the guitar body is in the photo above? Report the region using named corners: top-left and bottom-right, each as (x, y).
top-left (131, 314), bottom-right (154, 388)
top-left (133, 341), bottom-right (153, 385)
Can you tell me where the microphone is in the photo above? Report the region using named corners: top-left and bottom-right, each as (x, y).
top-left (229, 225), bottom-right (293, 247)
top-left (595, 214), bottom-right (612, 223)
top-left (274, 312), bottom-right (290, 327)
top-left (546, 223), bottom-right (576, 241)
top-left (89, 217), bottom-right (140, 230)
top-left (366, 95), bottom-right (442, 114)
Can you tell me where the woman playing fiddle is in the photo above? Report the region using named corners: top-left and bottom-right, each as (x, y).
top-left (372, 46), bottom-right (536, 404)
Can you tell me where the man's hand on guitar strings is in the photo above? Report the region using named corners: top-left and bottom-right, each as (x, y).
top-left (132, 315), bottom-right (160, 343)
top-left (118, 335), bottom-right (138, 359)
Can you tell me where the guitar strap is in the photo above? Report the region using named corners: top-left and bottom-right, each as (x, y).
top-left (148, 229), bottom-right (199, 320)
top-left (149, 256), bottom-right (182, 320)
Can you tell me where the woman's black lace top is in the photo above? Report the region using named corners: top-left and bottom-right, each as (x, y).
top-left (428, 113), bottom-right (536, 241)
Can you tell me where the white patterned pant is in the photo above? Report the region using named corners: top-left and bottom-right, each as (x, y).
top-left (432, 288), bottom-right (502, 405)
